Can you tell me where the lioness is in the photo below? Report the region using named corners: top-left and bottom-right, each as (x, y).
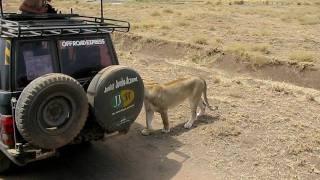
top-left (141, 76), bottom-right (216, 136)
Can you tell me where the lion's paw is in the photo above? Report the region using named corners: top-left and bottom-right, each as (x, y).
top-left (141, 129), bottom-right (152, 136)
top-left (161, 128), bottom-right (170, 133)
top-left (184, 122), bottom-right (193, 129)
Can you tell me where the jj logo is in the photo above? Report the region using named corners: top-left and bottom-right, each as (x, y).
top-left (112, 90), bottom-right (135, 109)
top-left (112, 94), bottom-right (122, 108)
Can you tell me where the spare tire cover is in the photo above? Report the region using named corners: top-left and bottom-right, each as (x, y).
top-left (87, 65), bottom-right (144, 132)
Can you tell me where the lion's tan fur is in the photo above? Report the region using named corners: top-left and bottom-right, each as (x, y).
top-left (141, 76), bottom-right (215, 136)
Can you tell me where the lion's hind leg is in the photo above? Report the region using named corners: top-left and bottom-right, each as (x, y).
top-left (197, 99), bottom-right (206, 117)
top-left (184, 96), bottom-right (201, 129)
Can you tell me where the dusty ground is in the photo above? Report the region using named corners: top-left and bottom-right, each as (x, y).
top-left (2, 0), bottom-right (320, 179)
top-left (114, 34), bottom-right (320, 179)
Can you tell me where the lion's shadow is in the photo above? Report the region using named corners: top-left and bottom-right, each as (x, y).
top-left (151, 114), bottom-right (220, 136)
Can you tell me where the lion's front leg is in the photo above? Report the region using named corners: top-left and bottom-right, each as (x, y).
top-left (160, 110), bottom-right (170, 133)
top-left (141, 108), bottom-right (155, 136)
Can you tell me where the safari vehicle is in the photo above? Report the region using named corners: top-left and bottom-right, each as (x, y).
top-left (0, 1), bottom-right (144, 173)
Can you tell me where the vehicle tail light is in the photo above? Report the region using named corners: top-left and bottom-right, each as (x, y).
top-left (0, 115), bottom-right (14, 146)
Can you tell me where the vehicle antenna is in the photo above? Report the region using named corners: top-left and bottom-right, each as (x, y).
top-left (100, 0), bottom-right (104, 23)
top-left (0, 0), bottom-right (3, 17)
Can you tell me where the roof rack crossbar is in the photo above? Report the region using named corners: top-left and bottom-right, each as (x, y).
top-left (1, 31), bottom-right (18, 37)
top-left (0, 14), bottom-right (130, 37)
top-left (25, 31), bottom-right (41, 36)
top-left (99, 29), bottom-right (110, 33)
top-left (43, 30), bottom-right (61, 35)
top-left (64, 29), bottom-right (80, 34)
top-left (81, 28), bottom-right (97, 33)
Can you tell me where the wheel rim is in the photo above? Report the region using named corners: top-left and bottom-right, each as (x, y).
top-left (39, 96), bottom-right (72, 132)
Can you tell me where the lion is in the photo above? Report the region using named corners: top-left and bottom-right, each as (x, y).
top-left (141, 76), bottom-right (217, 136)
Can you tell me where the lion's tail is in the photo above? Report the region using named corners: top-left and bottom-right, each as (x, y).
top-left (201, 78), bottom-right (215, 111)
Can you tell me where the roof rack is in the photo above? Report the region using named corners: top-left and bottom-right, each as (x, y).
top-left (0, 13), bottom-right (130, 38)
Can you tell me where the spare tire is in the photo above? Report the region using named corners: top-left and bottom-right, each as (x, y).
top-left (87, 65), bottom-right (144, 133)
top-left (15, 73), bottom-right (88, 149)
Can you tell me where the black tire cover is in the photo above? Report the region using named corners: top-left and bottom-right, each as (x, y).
top-left (15, 73), bottom-right (88, 149)
top-left (87, 65), bottom-right (144, 132)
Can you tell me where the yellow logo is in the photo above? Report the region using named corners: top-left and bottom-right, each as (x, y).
top-left (120, 90), bottom-right (135, 107)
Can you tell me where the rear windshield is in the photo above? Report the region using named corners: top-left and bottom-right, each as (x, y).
top-left (58, 38), bottom-right (112, 78)
top-left (15, 38), bottom-right (113, 88)
top-left (16, 41), bottom-right (56, 88)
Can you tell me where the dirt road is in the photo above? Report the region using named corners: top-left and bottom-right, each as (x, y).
top-left (2, 34), bottom-right (320, 180)
top-left (1, 122), bottom-right (193, 180)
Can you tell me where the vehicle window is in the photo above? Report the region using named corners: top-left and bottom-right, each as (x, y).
top-left (58, 38), bottom-right (112, 78)
top-left (16, 41), bottom-right (55, 88)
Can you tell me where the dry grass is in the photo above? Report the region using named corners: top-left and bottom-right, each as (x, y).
top-left (289, 51), bottom-right (315, 63)
top-left (270, 82), bottom-right (292, 94)
top-left (163, 9), bottom-right (174, 14)
top-left (298, 14), bottom-right (320, 25)
top-left (279, 7), bottom-right (320, 25)
top-left (306, 93), bottom-right (316, 101)
top-left (192, 37), bottom-right (208, 45)
top-left (135, 23), bottom-right (156, 30)
top-left (177, 21), bottom-right (190, 27)
top-left (184, 15), bottom-right (196, 21)
top-left (233, 0), bottom-right (245, 5)
top-left (251, 44), bottom-right (271, 54)
top-left (225, 43), bottom-right (272, 66)
top-left (160, 25), bottom-right (171, 30)
top-left (150, 11), bottom-right (161, 16)
top-left (252, 29), bottom-right (272, 37)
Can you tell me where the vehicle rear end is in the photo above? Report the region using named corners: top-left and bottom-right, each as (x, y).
top-left (0, 38), bottom-right (23, 171)
top-left (0, 14), bottom-right (144, 173)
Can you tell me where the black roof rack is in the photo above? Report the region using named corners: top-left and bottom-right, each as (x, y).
top-left (0, 13), bottom-right (130, 38)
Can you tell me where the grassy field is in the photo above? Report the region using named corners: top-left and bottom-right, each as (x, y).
top-left (5, 0), bottom-right (320, 67)
top-left (60, 0), bottom-right (320, 66)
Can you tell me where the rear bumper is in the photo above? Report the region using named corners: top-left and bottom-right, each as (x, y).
top-left (0, 128), bottom-right (128, 166)
top-left (0, 143), bottom-right (56, 166)
top-left (0, 143), bottom-right (24, 166)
